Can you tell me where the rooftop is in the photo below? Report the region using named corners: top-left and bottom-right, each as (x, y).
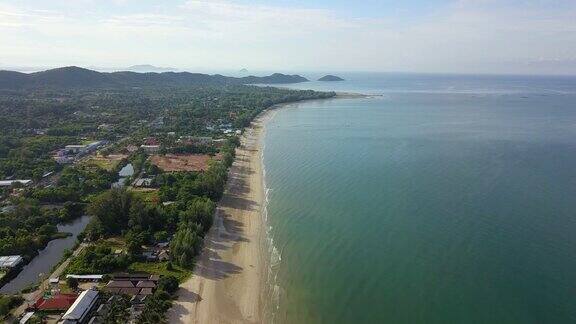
top-left (106, 280), bottom-right (135, 288)
top-left (33, 293), bottom-right (78, 311)
top-left (0, 255), bottom-right (24, 268)
top-left (62, 289), bottom-right (99, 321)
top-left (0, 180), bottom-right (32, 187)
top-left (135, 280), bottom-right (156, 288)
top-left (66, 274), bottom-right (103, 280)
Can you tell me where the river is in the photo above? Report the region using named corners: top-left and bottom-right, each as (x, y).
top-left (0, 215), bottom-right (91, 294)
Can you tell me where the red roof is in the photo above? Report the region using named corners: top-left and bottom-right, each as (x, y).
top-left (33, 293), bottom-right (78, 310)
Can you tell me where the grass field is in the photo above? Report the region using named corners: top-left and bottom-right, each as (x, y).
top-left (128, 261), bottom-right (192, 283)
top-left (83, 154), bottom-right (128, 171)
top-left (128, 188), bottom-right (160, 205)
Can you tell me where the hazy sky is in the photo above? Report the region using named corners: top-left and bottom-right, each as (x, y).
top-left (1, 0), bottom-right (575, 74)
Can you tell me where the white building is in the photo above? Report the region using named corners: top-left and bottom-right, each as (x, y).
top-left (0, 180), bottom-right (32, 187)
top-left (140, 145), bottom-right (160, 153)
top-left (0, 255), bottom-right (24, 268)
top-left (60, 289), bottom-right (99, 323)
top-left (65, 145), bottom-right (87, 154)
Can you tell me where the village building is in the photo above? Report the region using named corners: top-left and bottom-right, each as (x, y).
top-left (133, 178), bottom-right (153, 188)
top-left (0, 180), bottom-right (32, 187)
top-left (65, 275), bottom-right (103, 282)
top-left (140, 145), bottom-right (160, 153)
top-left (33, 293), bottom-right (78, 311)
top-left (0, 255), bottom-right (24, 268)
top-left (59, 288), bottom-right (99, 324)
top-left (65, 145), bottom-right (87, 154)
top-left (103, 273), bottom-right (159, 297)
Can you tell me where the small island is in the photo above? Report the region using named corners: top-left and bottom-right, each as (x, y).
top-left (318, 75), bottom-right (344, 81)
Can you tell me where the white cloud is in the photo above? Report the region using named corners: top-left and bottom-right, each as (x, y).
top-left (0, 0), bottom-right (575, 74)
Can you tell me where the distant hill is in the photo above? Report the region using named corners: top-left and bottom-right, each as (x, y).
top-left (239, 68), bottom-right (249, 73)
top-left (242, 73), bottom-right (308, 84)
top-left (124, 64), bottom-right (178, 73)
top-left (318, 75), bottom-right (344, 81)
top-left (0, 66), bottom-right (310, 90)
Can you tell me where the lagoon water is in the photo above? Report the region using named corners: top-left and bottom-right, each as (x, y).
top-left (263, 74), bottom-right (576, 323)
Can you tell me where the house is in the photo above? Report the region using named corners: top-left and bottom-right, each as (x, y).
top-left (0, 255), bottom-right (24, 268)
top-left (33, 293), bottom-right (78, 311)
top-left (20, 311), bottom-right (35, 324)
top-left (158, 250), bottom-right (169, 261)
top-left (141, 242), bottom-right (170, 262)
top-left (133, 178), bottom-right (153, 188)
top-left (98, 124), bottom-right (112, 131)
top-left (65, 145), bottom-right (87, 154)
top-left (213, 139), bottom-right (227, 147)
top-left (55, 156), bottom-right (74, 164)
top-left (0, 180), bottom-right (32, 187)
top-left (1, 205), bottom-right (16, 214)
top-left (65, 275), bottom-right (103, 282)
top-left (103, 274), bottom-right (159, 297)
top-left (142, 251), bottom-right (157, 261)
top-left (85, 141), bottom-right (106, 152)
top-left (140, 145), bottom-right (160, 153)
top-left (135, 280), bottom-right (156, 289)
top-left (63, 141), bottom-right (106, 156)
top-left (60, 288), bottom-right (99, 323)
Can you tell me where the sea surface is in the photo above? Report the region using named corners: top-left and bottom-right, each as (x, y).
top-left (262, 73), bottom-right (576, 323)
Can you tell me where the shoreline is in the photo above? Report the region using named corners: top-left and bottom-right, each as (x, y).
top-left (168, 93), bottom-right (364, 323)
top-left (168, 107), bottom-right (272, 324)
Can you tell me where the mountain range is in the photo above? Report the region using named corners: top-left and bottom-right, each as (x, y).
top-left (0, 66), bottom-right (309, 90)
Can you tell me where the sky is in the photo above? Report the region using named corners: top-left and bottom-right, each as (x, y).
top-left (1, 0), bottom-right (576, 75)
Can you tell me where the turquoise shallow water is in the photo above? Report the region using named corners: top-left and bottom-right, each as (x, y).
top-left (262, 74), bottom-right (576, 324)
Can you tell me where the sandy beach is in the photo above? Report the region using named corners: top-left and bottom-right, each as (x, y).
top-left (168, 112), bottom-right (270, 324)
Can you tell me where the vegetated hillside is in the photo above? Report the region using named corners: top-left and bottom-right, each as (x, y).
top-left (318, 75), bottom-right (345, 81)
top-left (0, 66), bottom-right (310, 90)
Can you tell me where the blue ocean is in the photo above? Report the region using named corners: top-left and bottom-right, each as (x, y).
top-left (262, 73), bottom-right (576, 323)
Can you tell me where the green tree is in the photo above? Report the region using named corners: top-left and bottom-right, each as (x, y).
top-left (66, 277), bottom-right (79, 290)
top-left (87, 189), bottom-right (132, 236)
top-left (170, 224), bottom-right (201, 267)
